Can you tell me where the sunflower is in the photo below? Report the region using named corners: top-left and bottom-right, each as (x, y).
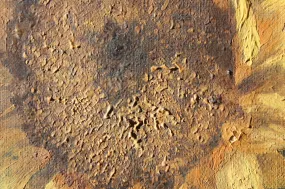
top-left (1, 0), bottom-right (285, 188)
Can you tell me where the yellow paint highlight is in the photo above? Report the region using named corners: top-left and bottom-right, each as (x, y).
top-left (0, 126), bottom-right (50, 189)
top-left (216, 152), bottom-right (264, 189)
top-left (232, 0), bottom-right (261, 65)
top-left (257, 93), bottom-right (285, 114)
top-left (261, 0), bottom-right (285, 12)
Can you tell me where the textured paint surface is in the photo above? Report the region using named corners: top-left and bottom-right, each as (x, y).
top-left (0, 0), bottom-right (285, 188)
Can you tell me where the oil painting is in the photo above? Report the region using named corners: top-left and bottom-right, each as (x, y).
top-left (0, 0), bottom-right (285, 188)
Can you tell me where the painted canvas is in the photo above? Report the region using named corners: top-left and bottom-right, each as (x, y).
top-left (0, 0), bottom-right (285, 188)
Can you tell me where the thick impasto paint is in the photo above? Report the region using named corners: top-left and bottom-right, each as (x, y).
top-left (0, 0), bottom-right (285, 188)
